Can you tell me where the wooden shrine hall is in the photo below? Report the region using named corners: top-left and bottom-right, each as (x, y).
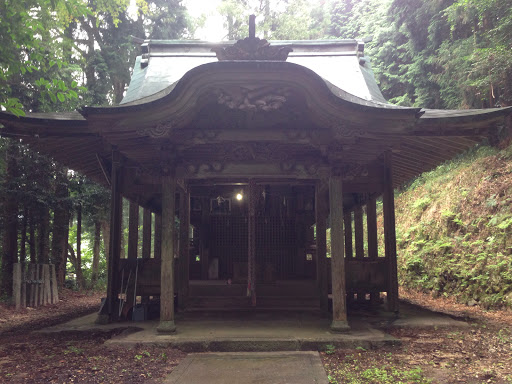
top-left (1, 22), bottom-right (511, 333)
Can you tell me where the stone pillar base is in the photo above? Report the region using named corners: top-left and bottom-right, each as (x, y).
top-left (330, 320), bottom-right (350, 333)
top-left (157, 320), bottom-right (177, 334)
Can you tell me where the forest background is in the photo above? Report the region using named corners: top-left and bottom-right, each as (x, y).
top-left (1, 0), bottom-right (512, 306)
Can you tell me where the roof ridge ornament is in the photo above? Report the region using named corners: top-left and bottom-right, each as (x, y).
top-left (212, 15), bottom-right (293, 61)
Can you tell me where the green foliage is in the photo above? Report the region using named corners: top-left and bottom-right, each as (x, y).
top-left (393, 143), bottom-right (512, 309)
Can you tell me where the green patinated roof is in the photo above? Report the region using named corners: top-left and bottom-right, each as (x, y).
top-left (121, 39), bottom-right (389, 107)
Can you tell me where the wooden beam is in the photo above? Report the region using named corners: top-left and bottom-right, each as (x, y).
top-left (383, 152), bottom-right (399, 313)
top-left (157, 175), bottom-right (177, 333)
top-left (329, 170), bottom-right (350, 332)
top-left (315, 179), bottom-right (329, 313)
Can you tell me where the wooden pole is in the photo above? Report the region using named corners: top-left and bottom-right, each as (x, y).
top-left (154, 214), bottom-right (162, 260)
top-left (13, 263), bottom-right (21, 310)
top-left (367, 197), bottom-right (380, 305)
top-left (178, 190), bottom-right (190, 309)
top-left (354, 204), bottom-right (365, 302)
top-left (126, 200), bottom-right (139, 311)
top-left (247, 179), bottom-right (257, 306)
top-left (141, 208), bottom-right (152, 304)
top-left (21, 264), bottom-right (27, 308)
top-left (383, 152), bottom-right (399, 313)
top-left (50, 264), bottom-right (59, 304)
top-left (315, 179), bottom-right (329, 313)
top-left (157, 174), bottom-right (177, 333)
top-left (42, 264), bottom-right (51, 305)
top-left (343, 212), bottom-right (353, 259)
top-left (354, 205), bottom-right (364, 259)
top-left (329, 171), bottom-right (350, 332)
top-left (142, 209), bottom-right (152, 260)
top-left (96, 149), bottom-right (122, 324)
top-left (29, 264), bottom-right (35, 307)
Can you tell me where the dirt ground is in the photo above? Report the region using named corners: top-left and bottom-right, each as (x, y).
top-left (1, 288), bottom-right (511, 383)
top-left (323, 289), bottom-right (512, 384)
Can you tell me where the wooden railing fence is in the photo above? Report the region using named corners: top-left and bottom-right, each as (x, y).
top-left (12, 263), bottom-right (59, 310)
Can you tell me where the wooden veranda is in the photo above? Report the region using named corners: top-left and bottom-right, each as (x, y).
top-left (1, 30), bottom-right (510, 333)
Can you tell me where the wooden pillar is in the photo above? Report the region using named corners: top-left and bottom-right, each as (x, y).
top-left (354, 205), bottom-right (364, 259)
top-left (329, 171), bottom-right (350, 332)
top-left (142, 209), bottom-right (152, 260)
top-left (315, 179), bottom-right (329, 313)
top-left (154, 214), bottom-right (162, 260)
top-left (367, 197), bottom-right (380, 305)
top-left (247, 179), bottom-right (257, 306)
top-left (96, 149), bottom-right (122, 324)
top-left (178, 190), bottom-right (190, 309)
top-left (157, 174), bottom-right (177, 333)
top-left (200, 198), bottom-right (209, 280)
top-left (126, 200), bottom-right (139, 310)
top-left (383, 152), bottom-right (399, 313)
top-left (141, 208), bottom-right (152, 305)
top-left (354, 203), bottom-right (365, 302)
top-left (343, 212), bottom-right (353, 258)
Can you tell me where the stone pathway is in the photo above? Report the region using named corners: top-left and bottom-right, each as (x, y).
top-left (163, 351), bottom-right (329, 384)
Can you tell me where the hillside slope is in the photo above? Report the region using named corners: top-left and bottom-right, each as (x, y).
top-left (394, 142), bottom-right (512, 309)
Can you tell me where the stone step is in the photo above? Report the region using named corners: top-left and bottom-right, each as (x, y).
top-left (186, 296), bottom-right (320, 310)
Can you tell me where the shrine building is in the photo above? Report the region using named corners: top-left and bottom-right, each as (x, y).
top-left (1, 24), bottom-right (511, 333)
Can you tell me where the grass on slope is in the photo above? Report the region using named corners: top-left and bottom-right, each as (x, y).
top-left (394, 142), bottom-right (512, 309)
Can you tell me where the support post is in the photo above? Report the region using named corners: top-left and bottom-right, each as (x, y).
top-left (178, 189), bottom-right (190, 309)
top-left (154, 214), bottom-right (162, 260)
top-left (141, 208), bottom-right (152, 304)
top-left (126, 200), bottom-right (139, 310)
top-left (354, 205), bottom-right (364, 259)
top-left (96, 149), bottom-right (122, 324)
top-left (367, 197), bottom-right (380, 305)
top-left (383, 152), bottom-right (399, 313)
top-left (13, 263), bottom-right (21, 310)
top-left (354, 203), bottom-right (365, 302)
top-left (343, 212), bottom-right (353, 259)
top-left (329, 170), bottom-right (350, 332)
top-left (315, 179), bottom-right (329, 313)
top-left (157, 174), bottom-right (177, 333)
top-left (247, 179), bottom-right (257, 306)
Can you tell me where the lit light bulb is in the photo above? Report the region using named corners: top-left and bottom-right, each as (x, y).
top-left (236, 193), bottom-right (243, 201)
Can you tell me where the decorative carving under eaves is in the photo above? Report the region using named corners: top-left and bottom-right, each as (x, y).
top-left (136, 117), bottom-right (183, 138)
top-left (280, 162), bottom-right (322, 176)
top-left (340, 163), bottom-right (369, 180)
top-left (185, 162), bottom-right (225, 175)
top-left (212, 37), bottom-right (293, 61)
top-left (216, 86), bottom-right (290, 111)
top-left (217, 143), bottom-right (292, 162)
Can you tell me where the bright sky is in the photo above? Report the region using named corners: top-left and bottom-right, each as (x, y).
top-left (184, 0), bottom-right (226, 41)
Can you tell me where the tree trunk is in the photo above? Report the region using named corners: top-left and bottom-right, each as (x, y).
top-left (51, 168), bottom-right (70, 286)
top-left (91, 220), bottom-right (101, 287)
top-left (1, 140), bottom-right (19, 301)
top-left (75, 204), bottom-right (85, 289)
